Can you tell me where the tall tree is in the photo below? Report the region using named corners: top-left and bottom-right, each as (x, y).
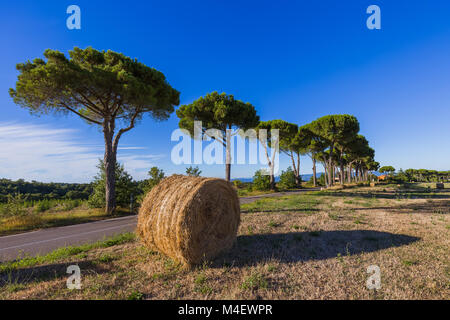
top-left (295, 125), bottom-right (327, 187)
top-left (257, 120), bottom-right (298, 189)
top-left (176, 92), bottom-right (259, 181)
top-left (88, 160), bottom-right (139, 209)
top-left (308, 115), bottom-right (360, 186)
top-left (344, 134), bottom-right (370, 183)
top-left (10, 47), bottom-right (180, 214)
top-left (379, 166), bottom-right (395, 177)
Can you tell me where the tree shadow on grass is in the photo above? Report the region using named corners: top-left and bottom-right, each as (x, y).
top-left (213, 230), bottom-right (420, 268)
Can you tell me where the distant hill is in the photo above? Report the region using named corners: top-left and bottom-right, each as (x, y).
top-left (0, 178), bottom-right (92, 202)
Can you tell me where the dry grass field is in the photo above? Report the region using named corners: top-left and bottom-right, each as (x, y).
top-left (0, 184), bottom-right (448, 300)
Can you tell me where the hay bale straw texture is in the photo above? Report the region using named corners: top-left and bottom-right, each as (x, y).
top-left (137, 175), bottom-right (241, 265)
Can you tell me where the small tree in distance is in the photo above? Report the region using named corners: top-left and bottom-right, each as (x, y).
top-left (176, 92), bottom-right (259, 181)
top-left (143, 167), bottom-right (165, 193)
top-left (88, 160), bottom-right (138, 209)
top-left (278, 167), bottom-right (297, 190)
top-left (256, 120), bottom-right (297, 190)
top-left (379, 166), bottom-right (395, 177)
top-left (252, 170), bottom-right (271, 191)
top-left (186, 166), bottom-right (202, 177)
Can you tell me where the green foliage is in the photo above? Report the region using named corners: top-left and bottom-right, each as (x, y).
top-left (177, 91), bottom-right (259, 180)
top-left (177, 92), bottom-right (259, 135)
top-left (0, 178), bottom-right (92, 203)
top-left (240, 272), bottom-right (268, 290)
top-left (256, 120), bottom-right (298, 151)
top-left (252, 170), bottom-right (271, 191)
top-left (394, 169), bottom-right (409, 183)
top-left (317, 173), bottom-right (326, 186)
top-left (186, 166), bottom-right (202, 177)
top-left (278, 167), bottom-right (297, 189)
top-left (142, 167), bottom-right (165, 194)
top-left (403, 169), bottom-right (449, 182)
top-left (308, 114), bottom-right (360, 147)
top-left (34, 199), bottom-right (52, 213)
top-left (88, 160), bottom-right (139, 208)
top-left (10, 47), bottom-right (180, 213)
top-left (379, 166), bottom-right (395, 175)
top-left (233, 180), bottom-right (243, 188)
top-left (10, 47), bottom-right (180, 124)
top-left (127, 291), bottom-right (144, 300)
top-left (0, 194), bottom-right (28, 218)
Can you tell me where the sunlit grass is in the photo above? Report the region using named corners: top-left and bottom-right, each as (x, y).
top-left (0, 207), bottom-right (132, 236)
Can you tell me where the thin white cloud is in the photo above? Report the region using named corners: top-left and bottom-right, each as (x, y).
top-left (0, 122), bottom-right (163, 183)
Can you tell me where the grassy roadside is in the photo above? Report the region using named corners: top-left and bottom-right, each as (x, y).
top-left (0, 188), bottom-right (304, 237)
top-left (1, 185), bottom-right (448, 300)
top-left (0, 207), bottom-right (134, 237)
top-left (0, 233), bottom-right (136, 273)
top-left (0, 183), bottom-right (445, 237)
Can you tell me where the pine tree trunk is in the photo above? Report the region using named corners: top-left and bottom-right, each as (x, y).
top-left (290, 153), bottom-right (299, 186)
top-left (296, 153), bottom-right (301, 187)
top-left (103, 124), bottom-right (116, 215)
top-left (225, 125), bottom-right (232, 181)
top-left (312, 158), bottom-right (317, 187)
top-left (225, 163), bottom-right (231, 181)
top-left (327, 162), bottom-right (333, 186)
top-left (270, 174), bottom-right (275, 190)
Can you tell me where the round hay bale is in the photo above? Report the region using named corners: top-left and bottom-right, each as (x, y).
top-left (137, 175), bottom-right (240, 265)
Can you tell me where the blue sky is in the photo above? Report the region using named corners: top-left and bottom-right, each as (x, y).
top-left (1, 1), bottom-right (449, 182)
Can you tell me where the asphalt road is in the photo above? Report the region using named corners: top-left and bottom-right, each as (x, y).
top-left (0, 188), bottom-right (318, 262)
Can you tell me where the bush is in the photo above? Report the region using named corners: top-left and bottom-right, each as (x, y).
top-left (278, 167), bottom-right (297, 189)
top-left (137, 167), bottom-right (165, 203)
top-left (252, 170), bottom-right (271, 191)
top-left (35, 199), bottom-right (52, 213)
top-left (141, 167), bottom-right (165, 194)
top-left (317, 173), bottom-right (326, 186)
top-left (185, 166), bottom-right (202, 177)
top-left (88, 160), bottom-right (139, 209)
top-left (233, 180), bottom-right (243, 188)
top-left (0, 194), bottom-right (29, 217)
top-left (61, 199), bottom-right (82, 211)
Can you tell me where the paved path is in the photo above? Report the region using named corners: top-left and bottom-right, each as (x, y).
top-left (0, 188), bottom-right (318, 262)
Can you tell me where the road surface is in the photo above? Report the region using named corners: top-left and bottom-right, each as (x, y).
top-left (0, 188), bottom-right (318, 262)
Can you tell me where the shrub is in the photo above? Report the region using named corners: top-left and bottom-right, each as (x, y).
top-left (233, 180), bottom-right (243, 188)
top-left (88, 160), bottom-right (139, 209)
top-left (278, 167), bottom-right (297, 189)
top-left (252, 170), bottom-right (271, 191)
top-left (34, 199), bottom-right (52, 213)
top-left (317, 173), bottom-right (326, 186)
top-left (141, 167), bottom-right (165, 193)
top-left (0, 194), bottom-right (29, 217)
top-left (185, 166), bottom-right (202, 177)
